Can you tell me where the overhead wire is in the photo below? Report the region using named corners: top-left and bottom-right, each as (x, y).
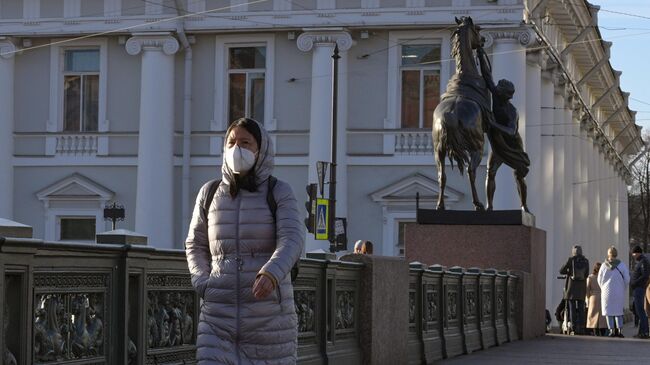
top-left (3, 0), bottom-right (648, 138)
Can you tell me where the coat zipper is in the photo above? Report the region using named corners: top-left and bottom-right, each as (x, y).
top-left (235, 196), bottom-right (242, 365)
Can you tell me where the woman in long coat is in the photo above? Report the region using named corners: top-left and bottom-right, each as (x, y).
top-left (586, 262), bottom-right (607, 335)
top-left (597, 246), bottom-right (630, 337)
top-left (185, 118), bottom-right (303, 364)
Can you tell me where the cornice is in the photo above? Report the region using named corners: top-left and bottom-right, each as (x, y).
top-left (480, 26), bottom-right (537, 48)
top-left (125, 32), bottom-right (179, 56)
top-left (297, 28), bottom-right (353, 52)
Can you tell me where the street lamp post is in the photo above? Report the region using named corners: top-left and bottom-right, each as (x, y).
top-left (103, 202), bottom-right (125, 231)
top-left (328, 45), bottom-right (340, 252)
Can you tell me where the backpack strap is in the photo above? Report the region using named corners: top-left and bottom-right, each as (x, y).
top-left (266, 176), bottom-right (278, 221)
top-left (202, 179), bottom-right (221, 220)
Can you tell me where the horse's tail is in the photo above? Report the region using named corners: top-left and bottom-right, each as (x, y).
top-left (440, 111), bottom-right (470, 174)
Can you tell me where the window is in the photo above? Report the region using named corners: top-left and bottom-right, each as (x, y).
top-left (228, 46), bottom-right (266, 123)
top-left (400, 44), bottom-right (441, 129)
top-left (60, 217), bottom-right (96, 241)
top-left (212, 35), bottom-right (274, 155)
top-left (63, 49), bottom-right (100, 132)
top-left (397, 220), bottom-right (413, 257)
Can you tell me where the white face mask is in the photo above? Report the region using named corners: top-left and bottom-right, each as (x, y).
top-left (225, 145), bottom-right (257, 174)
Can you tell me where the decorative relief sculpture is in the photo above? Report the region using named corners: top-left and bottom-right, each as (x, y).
top-left (496, 291), bottom-right (505, 315)
top-left (465, 290), bottom-right (477, 319)
top-left (294, 290), bottom-right (315, 333)
top-left (447, 291), bottom-right (458, 321)
top-left (426, 287), bottom-right (438, 322)
top-left (146, 291), bottom-right (195, 349)
top-left (33, 293), bottom-right (105, 362)
top-left (482, 291), bottom-right (492, 317)
top-left (3, 289), bottom-right (17, 365)
top-left (335, 291), bottom-right (354, 330)
top-left (409, 292), bottom-right (416, 324)
top-left (508, 287), bottom-right (516, 316)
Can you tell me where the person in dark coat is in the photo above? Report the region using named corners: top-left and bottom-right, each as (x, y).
top-left (559, 245), bottom-right (589, 335)
top-left (630, 245), bottom-right (650, 338)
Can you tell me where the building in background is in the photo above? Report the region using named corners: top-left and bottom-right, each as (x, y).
top-left (0, 0), bottom-right (642, 316)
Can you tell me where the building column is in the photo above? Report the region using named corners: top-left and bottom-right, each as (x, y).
top-left (0, 38), bottom-right (16, 219)
top-left (579, 125), bottom-right (590, 250)
top-left (588, 138), bottom-right (595, 254)
top-left (563, 94), bottom-right (574, 248)
top-left (525, 51), bottom-right (542, 216)
top-left (600, 149), bottom-right (607, 251)
top-left (540, 69), bottom-right (556, 313)
top-left (572, 116), bottom-right (583, 246)
top-left (620, 177), bottom-right (629, 251)
top-left (482, 28), bottom-right (535, 210)
top-left (552, 83), bottom-right (566, 278)
top-left (592, 140), bottom-right (601, 254)
top-left (297, 29), bottom-right (352, 252)
top-left (126, 33), bottom-right (179, 248)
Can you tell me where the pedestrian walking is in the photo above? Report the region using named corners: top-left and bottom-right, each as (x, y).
top-left (559, 245), bottom-right (590, 334)
top-left (586, 262), bottom-right (607, 336)
top-left (597, 246), bottom-right (630, 338)
top-left (630, 245), bottom-right (650, 339)
top-left (185, 118), bottom-right (303, 364)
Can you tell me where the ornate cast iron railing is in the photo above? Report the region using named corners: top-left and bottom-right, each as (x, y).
top-left (407, 263), bottom-right (520, 363)
top-left (0, 238), bottom-right (364, 365)
top-left (1, 236), bottom-right (517, 365)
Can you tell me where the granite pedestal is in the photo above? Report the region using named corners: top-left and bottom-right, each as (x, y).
top-left (404, 210), bottom-right (546, 340)
top-left (340, 254), bottom-right (409, 365)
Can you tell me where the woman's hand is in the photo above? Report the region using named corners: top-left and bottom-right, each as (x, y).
top-left (252, 275), bottom-right (275, 300)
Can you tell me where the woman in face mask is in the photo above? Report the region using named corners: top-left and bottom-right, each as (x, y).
top-left (185, 118), bottom-right (303, 364)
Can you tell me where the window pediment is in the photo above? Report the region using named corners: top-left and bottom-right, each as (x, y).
top-left (370, 172), bottom-right (462, 205)
top-left (36, 173), bottom-right (114, 202)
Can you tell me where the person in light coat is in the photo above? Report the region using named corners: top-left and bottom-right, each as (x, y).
top-left (185, 118), bottom-right (303, 364)
top-left (586, 262), bottom-right (607, 336)
top-left (597, 246), bottom-right (630, 337)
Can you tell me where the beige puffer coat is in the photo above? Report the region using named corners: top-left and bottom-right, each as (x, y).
top-left (185, 121), bottom-right (303, 364)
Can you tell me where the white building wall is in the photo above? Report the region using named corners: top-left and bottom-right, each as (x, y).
top-left (1, 0), bottom-right (640, 319)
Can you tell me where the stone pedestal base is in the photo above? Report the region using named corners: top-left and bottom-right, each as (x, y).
top-left (404, 219), bottom-right (546, 340)
top-left (340, 254), bottom-right (408, 365)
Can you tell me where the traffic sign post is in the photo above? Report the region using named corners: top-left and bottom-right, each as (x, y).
top-left (316, 161), bottom-right (328, 198)
top-left (315, 199), bottom-right (329, 240)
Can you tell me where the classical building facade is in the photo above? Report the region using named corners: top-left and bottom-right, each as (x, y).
top-left (0, 0), bottom-right (642, 313)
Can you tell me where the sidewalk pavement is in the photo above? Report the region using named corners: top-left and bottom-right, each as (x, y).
top-left (437, 322), bottom-right (649, 364)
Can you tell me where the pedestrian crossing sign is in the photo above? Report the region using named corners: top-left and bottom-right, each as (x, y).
top-left (315, 199), bottom-right (329, 240)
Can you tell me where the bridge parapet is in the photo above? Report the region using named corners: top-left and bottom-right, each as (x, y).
top-left (0, 235), bottom-right (520, 364)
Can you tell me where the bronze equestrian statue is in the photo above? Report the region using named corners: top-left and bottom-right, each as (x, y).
top-left (432, 16), bottom-right (488, 210)
top-left (432, 16), bottom-right (530, 212)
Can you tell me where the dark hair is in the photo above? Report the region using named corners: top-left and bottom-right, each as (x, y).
top-left (225, 118), bottom-right (262, 197)
top-left (362, 241), bottom-right (374, 255)
top-left (226, 118), bottom-right (262, 149)
top-left (593, 262), bottom-right (601, 275)
top-left (632, 245), bottom-right (643, 254)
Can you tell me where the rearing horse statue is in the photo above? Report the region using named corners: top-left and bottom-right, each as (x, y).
top-left (432, 16), bottom-right (488, 210)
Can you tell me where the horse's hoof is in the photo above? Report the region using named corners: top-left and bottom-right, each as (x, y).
top-left (474, 203), bottom-right (485, 211)
top-left (436, 205), bottom-right (446, 211)
top-left (486, 205), bottom-right (493, 211)
top-left (522, 206), bottom-right (530, 213)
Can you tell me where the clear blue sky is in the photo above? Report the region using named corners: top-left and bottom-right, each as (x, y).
top-left (596, 1), bottom-right (650, 130)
